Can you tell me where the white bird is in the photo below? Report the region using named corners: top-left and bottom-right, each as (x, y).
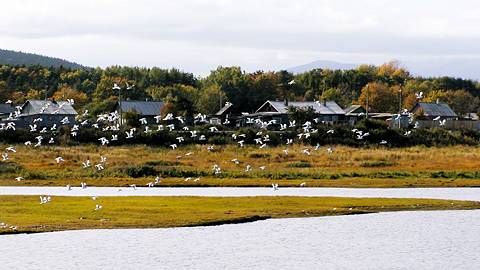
top-left (95, 204), bottom-right (103, 211)
top-left (66, 184), bottom-right (72, 191)
top-left (112, 83), bottom-right (121, 90)
top-left (433, 116), bottom-right (441, 121)
top-left (272, 183), bottom-right (279, 190)
top-left (5, 146), bottom-right (16, 153)
top-left (129, 184), bottom-right (137, 190)
top-left (81, 182), bottom-right (87, 189)
top-left (300, 182), bottom-right (306, 187)
top-left (95, 163), bottom-right (104, 171)
top-left (126, 129), bottom-right (134, 139)
top-left (380, 140), bottom-right (388, 145)
top-left (327, 129), bottom-right (335, 134)
top-left (170, 144), bottom-right (178, 150)
top-left (55, 157), bottom-right (64, 164)
top-left (15, 176), bottom-right (24, 182)
top-left (126, 82), bottom-right (135, 90)
top-left (82, 160), bottom-right (91, 168)
top-left (1, 152), bottom-right (8, 161)
top-left (288, 80), bottom-right (295, 85)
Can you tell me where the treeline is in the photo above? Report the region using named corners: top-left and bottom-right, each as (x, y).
top-left (0, 119), bottom-right (478, 147)
top-left (1, 61), bottom-right (480, 117)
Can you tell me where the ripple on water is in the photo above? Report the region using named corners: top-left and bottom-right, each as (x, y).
top-left (0, 210), bottom-right (479, 270)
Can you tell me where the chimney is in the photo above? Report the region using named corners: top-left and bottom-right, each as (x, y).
top-left (284, 99), bottom-right (288, 106)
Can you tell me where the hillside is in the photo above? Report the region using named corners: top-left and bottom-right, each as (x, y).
top-left (287, 60), bottom-right (358, 74)
top-left (0, 49), bottom-right (86, 69)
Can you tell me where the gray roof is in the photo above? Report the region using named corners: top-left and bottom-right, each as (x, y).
top-left (0, 104), bottom-right (15, 114)
top-left (215, 103), bottom-right (233, 116)
top-left (21, 100), bottom-right (77, 115)
top-left (344, 104), bottom-right (365, 115)
top-left (116, 100), bottom-right (164, 116)
top-left (412, 102), bottom-right (457, 117)
top-left (256, 100), bottom-right (345, 115)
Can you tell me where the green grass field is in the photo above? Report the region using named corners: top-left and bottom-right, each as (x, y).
top-left (1, 196), bottom-right (478, 234)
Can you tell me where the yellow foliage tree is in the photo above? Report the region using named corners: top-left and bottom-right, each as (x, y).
top-left (357, 82), bottom-right (399, 113)
top-left (52, 85), bottom-right (88, 106)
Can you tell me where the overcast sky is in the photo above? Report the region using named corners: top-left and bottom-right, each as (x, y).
top-left (1, 0), bottom-right (479, 76)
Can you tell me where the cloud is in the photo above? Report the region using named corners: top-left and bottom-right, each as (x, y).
top-left (1, 0), bottom-right (479, 75)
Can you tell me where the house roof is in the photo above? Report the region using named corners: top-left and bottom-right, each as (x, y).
top-left (215, 102), bottom-right (233, 116)
top-left (0, 104), bottom-right (15, 114)
top-left (21, 100), bottom-right (77, 115)
top-left (116, 100), bottom-right (164, 116)
top-left (344, 104), bottom-right (365, 115)
top-left (256, 100), bottom-right (345, 115)
top-left (411, 102), bottom-right (457, 117)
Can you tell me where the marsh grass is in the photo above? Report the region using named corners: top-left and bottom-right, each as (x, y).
top-left (2, 144), bottom-right (480, 187)
top-left (0, 195), bottom-right (478, 234)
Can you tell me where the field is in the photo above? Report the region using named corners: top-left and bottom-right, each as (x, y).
top-left (1, 144), bottom-right (480, 187)
top-left (1, 195), bottom-right (479, 234)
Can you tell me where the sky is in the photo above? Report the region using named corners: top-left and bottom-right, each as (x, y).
top-left (1, 0), bottom-right (480, 76)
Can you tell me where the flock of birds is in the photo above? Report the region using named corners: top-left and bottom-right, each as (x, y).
top-left (0, 84), bottom-right (440, 219)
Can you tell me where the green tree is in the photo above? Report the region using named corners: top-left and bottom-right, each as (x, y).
top-left (195, 84), bottom-right (226, 114)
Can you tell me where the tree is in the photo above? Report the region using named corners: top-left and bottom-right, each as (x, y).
top-left (147, 84), bottom-right (199, 119)
top-left (320, 88), bottom-right (349, 107)
top-left (53, 85), bottom-right (88, 106)
top-left (203, 66), bottom-right (252, 113)
top-left (195, 84), bottom-right (226, 115)
top-left (357, 82), bottom-right (398, 113)
top-left (0, 80), bottom-right (10, 101)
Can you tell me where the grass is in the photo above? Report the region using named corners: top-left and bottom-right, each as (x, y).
top-left (2, 144), bottom-right (480, 187)
top-left (1, 196), bottom-right (478, 234)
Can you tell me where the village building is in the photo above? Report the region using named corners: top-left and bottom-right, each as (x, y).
top-left (0, 103), bottom-right (15, 121)
top-left (17, 100), bottom-right (77, 128)
top-left (113, 100), bottom-right (164, 125)
top-left (410, 102), bottom-right (458, 120)
top-left (238, 100), bottom-right (345, 126)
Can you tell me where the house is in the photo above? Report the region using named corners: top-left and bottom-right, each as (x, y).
top-left (0, 103), bottom-right (15, 121)
top-left (344, 104), bottom-right (366, 124)
top-left (210, 102), bottom-right (234, 125)
top-left (113, 100), bottom-right (164, 125)
top-left (410, 102), bottom-right (457, 120)
top-left (240, 100), bottom-right (345, 126)
top-left (17, 99), bottom-right (77, 128)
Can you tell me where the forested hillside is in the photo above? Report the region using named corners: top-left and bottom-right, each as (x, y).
top-left (0, 49), bottom-right (85, 70)
top-left (0, 61), bottom-right (479, 117)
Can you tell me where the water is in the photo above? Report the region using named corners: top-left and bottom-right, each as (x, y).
top-left (1, 210), bottom-right (479, 270)
top-left (0, 186), bottom-right (480, 201)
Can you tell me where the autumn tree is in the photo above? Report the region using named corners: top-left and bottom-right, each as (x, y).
top-left (357, 82), bottom-right (399, 113)
top-left (53, 85), bottom-right (88, 106)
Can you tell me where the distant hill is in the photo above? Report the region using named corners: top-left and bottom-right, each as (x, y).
top-left (288, 59), bottom-right (480, 81)
top-left (0, 48), bottom-right (86, 69)
top-left (287, 60), bottom-right (358, 73)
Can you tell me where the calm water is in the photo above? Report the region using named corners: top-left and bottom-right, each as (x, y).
top-left (0, 186), bottom-right (480, 201)
top-left (1, 210), bottom-right (479, 270)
